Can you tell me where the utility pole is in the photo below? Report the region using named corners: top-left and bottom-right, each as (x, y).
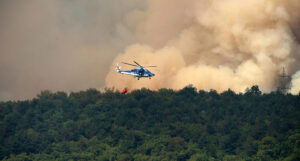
top-left (278, 67), bottom-right (291, 94)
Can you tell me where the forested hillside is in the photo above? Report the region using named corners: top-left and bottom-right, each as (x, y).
top-left (0, 86), bottom-right (299, 161)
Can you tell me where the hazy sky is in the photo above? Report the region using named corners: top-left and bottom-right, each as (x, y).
top-left (1, 0), bottom-right (300, 101)
top-left (0, 0), bottom-right (146, 101)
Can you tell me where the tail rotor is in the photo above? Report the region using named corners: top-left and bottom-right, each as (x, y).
top-left (116, 64), bottom-right (121, 72)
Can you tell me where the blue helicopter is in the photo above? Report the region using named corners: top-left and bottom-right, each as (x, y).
top-left (116, 61), bottom-right (156, 80)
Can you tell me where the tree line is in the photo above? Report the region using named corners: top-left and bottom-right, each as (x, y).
top-left (0, 86), bottom-right (299, 161)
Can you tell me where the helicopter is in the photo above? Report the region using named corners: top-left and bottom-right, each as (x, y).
top-left (116, 61), bottom-right (156, 80)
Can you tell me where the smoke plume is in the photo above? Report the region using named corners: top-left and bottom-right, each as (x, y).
top-left (106, 0), bottom-right (300, 93)
top-left (1, 0), bottom-right (300, 101)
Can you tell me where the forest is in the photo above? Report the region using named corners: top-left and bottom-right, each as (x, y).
top-left (0, 86), bottom-right (299, 161)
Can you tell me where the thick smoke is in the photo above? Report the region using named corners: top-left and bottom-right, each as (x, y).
top-left (0, 0), bottom-right (145, 101)
top-left (106, 0), bottom-right (300, 93)
top-left (1, 0), bottom-right (300, 101)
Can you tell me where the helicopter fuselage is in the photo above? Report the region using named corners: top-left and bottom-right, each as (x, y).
top-left (117, 67), bottom-right (155, 79)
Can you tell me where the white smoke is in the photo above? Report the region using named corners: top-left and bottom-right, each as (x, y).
top-left (291, 71), bottom-right (300, 94)
top-left (106, 0), bottom-right (300, 93)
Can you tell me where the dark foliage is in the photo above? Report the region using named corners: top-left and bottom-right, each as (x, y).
top-left (0, 86), bottom-right (299, 161)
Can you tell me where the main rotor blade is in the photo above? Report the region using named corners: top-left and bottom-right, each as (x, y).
top-left (122, 62), bottom-right (138, 67)
top-left (144, 66), bottom-right (157, 68)
top-left (133, 61), bottom-right (143, 67)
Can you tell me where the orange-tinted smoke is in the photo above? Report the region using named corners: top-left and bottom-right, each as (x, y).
top-left (106, 0), bottom-right (300, 93)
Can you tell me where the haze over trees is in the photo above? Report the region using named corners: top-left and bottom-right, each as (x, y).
top-left (0, 86), bottom-right (299, 161)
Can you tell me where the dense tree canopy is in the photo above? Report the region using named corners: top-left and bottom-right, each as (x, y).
top-left (0, 86), bottom-right (299, 161)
